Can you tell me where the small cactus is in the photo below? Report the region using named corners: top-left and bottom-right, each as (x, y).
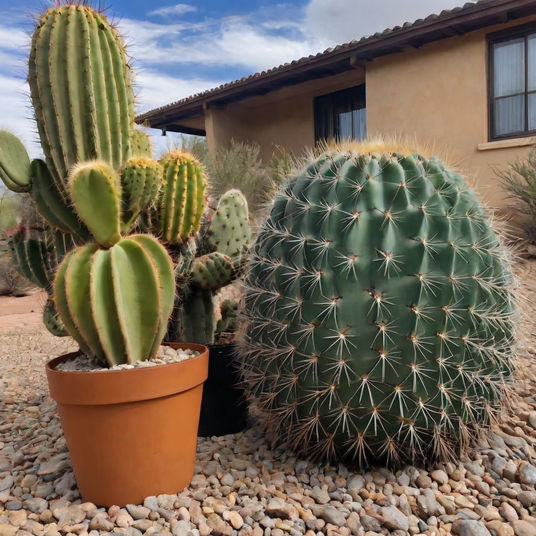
top-left (55, 162), bottom-right (175, 366)
top-left (207, 189), bottom-right (251, 264)
top-left (152, 151), bottom-right (207, 244)
top-left (238, 142), bottom-right (516, 466)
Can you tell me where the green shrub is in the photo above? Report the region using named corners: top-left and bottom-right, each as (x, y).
top-left (208, 140), bottom-right (292, 219)
top-left (496, 148), bottom-right (536, 242)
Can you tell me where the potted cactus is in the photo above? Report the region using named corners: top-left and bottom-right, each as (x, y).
top-left (238, 141), bottom-right (517, 466)
top-left (0, 4), bottom-right (209, 506)
top-left (143, 154), bottom-right (253, 436)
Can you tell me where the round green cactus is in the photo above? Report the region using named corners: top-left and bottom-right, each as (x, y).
top-left (238, 143), bottom-right (516, 465)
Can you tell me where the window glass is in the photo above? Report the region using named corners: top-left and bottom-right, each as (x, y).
top-left (494, 95), bottom-right (524, 136)
top-left (493, 38), bottom-right (524, 97)
top-left (314, 85), bottom-right (366, 142)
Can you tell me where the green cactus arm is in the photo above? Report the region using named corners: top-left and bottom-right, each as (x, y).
top-left (207, 189), bottom-right (251, 264)
top-left (54, 246), bottom-right (94, 357)
top-left (0, 131), bottom-right (31, 192)
top-left (69, 161), bottom-right (122, 248)
top-left (43, 298), bottom-right (67, 337)
top-left (182, 287), bottom-right (215, 345)
top-left (129, 235), bottom-right (175, 355)
top-left (131, 129), bottom-right (153, 158)
top-left (110, 237), bottom-right (163, 363)
top-left (153, 151), bottom-right (207, 244)
top-left (90, 248), bottom-right (126, 365)
top-left (120, 158), bottom-right (163, 233)
top-left (64, 243), bottom-right (106, 363)
top-left (29, 6), bottom-right (135, 183)
top-left (8, 227), bottom-right (52, 290)
top-left (30, 159), bottom-right (89, 239)
top-left (191, 251), bottom-right (234, 290)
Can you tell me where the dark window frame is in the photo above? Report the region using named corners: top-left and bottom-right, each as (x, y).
top-left (488, 23), bottom-right (536, 141)
top-left (314, 84), bottom-right (366, 143)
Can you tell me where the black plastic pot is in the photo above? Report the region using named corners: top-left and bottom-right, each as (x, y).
top-left (198, 344), bottom-right (248, 437)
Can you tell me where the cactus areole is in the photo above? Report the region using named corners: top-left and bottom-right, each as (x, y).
top-left (238, 143), bottom-right (516, 465)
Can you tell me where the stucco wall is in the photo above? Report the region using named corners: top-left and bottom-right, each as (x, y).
top-left (205, 69), bottom-right (365, 160)
top-left (204, 15), bottom-right (536, 206)
top-left (366, 17), bottom-right (536, 206)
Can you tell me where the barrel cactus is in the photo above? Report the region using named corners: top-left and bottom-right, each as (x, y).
top-left (238, 142), bottom-right (516, 465)
top-left (55, 163), bottom-right (174, 366)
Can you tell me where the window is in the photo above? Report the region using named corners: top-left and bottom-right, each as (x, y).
top-left (314, 85), bottom-right (366, 142)
top-left (489, 26), bottom-right (536, 140)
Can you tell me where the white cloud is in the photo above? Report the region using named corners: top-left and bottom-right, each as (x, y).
top-left (119, 16), bottom-right (323, 72)
top-left (305, 0), bottom-right (466, 45)
top-left (133, 69), bottom-right (221, 113)
top-left (149, 3), bottom-right (197, 17)
top-left (0, 75), bottom-right (41, 158)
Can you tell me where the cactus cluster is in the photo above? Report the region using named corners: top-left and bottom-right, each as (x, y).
top-left (238, 143), bottom-right (516, 465)
top-left (55, 164), bottom-right (174, 365)
top-left (148, 180), bottom-right (252, 345)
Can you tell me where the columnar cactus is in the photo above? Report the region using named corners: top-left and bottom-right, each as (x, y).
top-left (0, 4), bottom-right (137, 240)
top-left (28, 5), bottom-right (135, 185)
top-left (238, 143), bottom-right (516, 465)
top-left (207, 189), bottom-right (252, 264)
top-left (55, 164), bottom-right (175, 366)
top-left (152, 151), bottom-right (207, 244)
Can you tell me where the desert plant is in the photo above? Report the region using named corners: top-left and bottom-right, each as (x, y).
top-left (238, 141), bottom-right (516, 466)
top-left (54, 162), bottom-right (175, 366)
top-left (0, 4), bottom-right (158, 336)
top-left (208, 139), bottom-right (286, 219)
top-left (144, 161), bottom-right (252, 344)
top-left (496, 148), bottom-right (536, 243)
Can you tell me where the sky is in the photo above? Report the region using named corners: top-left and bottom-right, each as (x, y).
top-left (0, 0), bottom-right (465, 160)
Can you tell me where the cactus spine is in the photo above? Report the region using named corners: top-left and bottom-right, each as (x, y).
top-left (238, 143), bottom-right (516, 465)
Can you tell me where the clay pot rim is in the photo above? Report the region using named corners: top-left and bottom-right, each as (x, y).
top-left (46, 342), bottom-right (209, 406)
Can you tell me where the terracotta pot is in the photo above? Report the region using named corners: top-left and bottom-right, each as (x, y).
top-left (46, 343), bottom-right (208, 507)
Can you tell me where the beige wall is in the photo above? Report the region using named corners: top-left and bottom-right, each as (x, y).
top-left (367, 16), bottom-right (536, 206)
top-left (205, 69), bottom-right (365, 160)
top-left (204, 15), bottom-right (536, 206)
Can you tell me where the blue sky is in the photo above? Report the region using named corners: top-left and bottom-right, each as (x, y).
top-left (0, 0), bottom-right (463, 158)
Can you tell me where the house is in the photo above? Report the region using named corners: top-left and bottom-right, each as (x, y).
top-left (136, 0), bottom-right (536, 205)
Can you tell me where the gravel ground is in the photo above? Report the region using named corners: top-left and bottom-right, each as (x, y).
top-left (1, 260), bottom-right (536, 536)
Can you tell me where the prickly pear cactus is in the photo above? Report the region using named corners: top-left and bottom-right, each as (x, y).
top-left (55, 164), bottom-right (175, 366)
top-left (238, 143), bottom-right (516, 465)
top-left (207, 189), bottom-right (251, 264)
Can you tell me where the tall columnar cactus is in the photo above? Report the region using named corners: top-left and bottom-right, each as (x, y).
top-left (55, 163), bottom-right (175, 366)
top-left (238, 143), bottom-right (516, 465)
top-left (0, 4), bottom-right (137, 240)
top-left (29, 5), bottom-right (135, 186)
top-left (150, 151), bottom-right (207, 245)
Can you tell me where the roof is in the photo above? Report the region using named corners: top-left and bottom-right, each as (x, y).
top-left (136, 0), bottom-right (536, 134)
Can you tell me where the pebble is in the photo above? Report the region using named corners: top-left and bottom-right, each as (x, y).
top-left (381, 505), bottom-right (409, 531)
top-left (452, 519), bottom-right (492, 536)
top-left (1, 292), bottom-right (536, 536)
